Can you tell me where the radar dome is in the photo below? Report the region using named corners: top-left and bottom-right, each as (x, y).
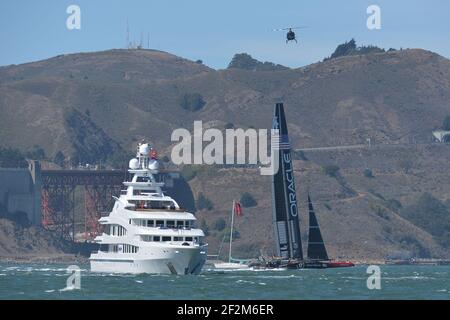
top-left (148, 159), bottom-right (160, 171)
top-left (129, 158), bottom-right (139, 170)
top-left (139, 143), bottom-right (150, 155)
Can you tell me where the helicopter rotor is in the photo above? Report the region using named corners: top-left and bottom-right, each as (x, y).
top-left (272, 26), bottom-right (308, 31)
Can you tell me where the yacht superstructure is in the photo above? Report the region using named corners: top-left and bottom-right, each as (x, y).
top-left (90, 142), bottom-right (208, 275)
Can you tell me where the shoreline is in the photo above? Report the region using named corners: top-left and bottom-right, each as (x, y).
top-left (2, 256), bottom-right (449, 267)
top-left (0, 254), bottom-right (89, 265)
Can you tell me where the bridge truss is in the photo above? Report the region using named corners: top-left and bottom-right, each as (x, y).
top-left (41, 170), bottom-right (127, 242)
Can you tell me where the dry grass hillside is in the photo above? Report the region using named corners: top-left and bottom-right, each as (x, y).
top-left (1, 47), bottom-right (450, 260)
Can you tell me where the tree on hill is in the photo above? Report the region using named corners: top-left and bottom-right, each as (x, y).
top-left (323, 165), bottom-right (340, 177)
top-left (443, 116), bottom-right (450, 131)
top-left (196, 192), bottom-right (213, 211)
top-left (0, 147), bottom-right (28, 168)
top-left (54, 151), bottom-right (65, 168)
top-left (324, 39), bottom-right (386, 61)
top-left (25, 146), bottom-right (46, 160)
top-left (330, 39), bottom-right (357, 60)
top-left (179, 93), bottom-right (206, 112)
top-left (240, 192), bottom-right (257, 207)
top-left (228, 53), bottom-right (288, 71)
top-left (213, 217), bottom-right (226, 231)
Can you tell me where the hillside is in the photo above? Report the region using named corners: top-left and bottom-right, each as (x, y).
top-left (0, 218), bottom-right (76, 262)
top-left (1, 47), bottom-right (450, 260)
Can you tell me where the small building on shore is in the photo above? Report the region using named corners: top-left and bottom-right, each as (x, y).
top-left (432, 130), bottom-right (450, 143)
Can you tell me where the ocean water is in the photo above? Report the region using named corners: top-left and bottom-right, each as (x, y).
top-left (0, 263), bottom-right (449, 300)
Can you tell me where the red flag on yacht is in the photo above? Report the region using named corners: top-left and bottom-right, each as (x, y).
top-left (150, 149), bottom-right (158, 160)
top-left (234, 201), bottom-right (243, 216)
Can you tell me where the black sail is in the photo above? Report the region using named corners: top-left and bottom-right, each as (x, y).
top-left (307, 194), bottom-right (329, 261)
top-left (271, 103), bottom-right (303, 260)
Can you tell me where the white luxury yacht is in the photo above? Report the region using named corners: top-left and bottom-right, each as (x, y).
top-left (90, 142), bottom-right (208, 275)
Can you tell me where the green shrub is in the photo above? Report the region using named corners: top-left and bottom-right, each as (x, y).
top-left (240, 192), bottom-right (257, 207)
top-left (0, 147), bottom-right (28, 168)
top-left (363, 168), bottom-right (374, 178)
top-left (213, 217), bottom-right (226, 231)
top-left (324, 39), bottom-right (386, 61)
top-left (224, 122), bottom-right (234, 129)
top-left (386, 198), bottom-right (402, 212)
top-left (54, 151), bottom-right (65, 168)
top-left (228, 53), bottom-right (288, 71)
top-left (179, 93), bottom-right (206, 112)
top-left (370, 202), bottom-right (390, 220)
top-left (323, 165), bottom-right (340, 177)
top-left (26, 146), bottom-right (46, 160)
top-left (196, 192), bottom-right (213, 211)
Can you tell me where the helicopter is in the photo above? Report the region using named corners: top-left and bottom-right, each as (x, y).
top-left (273, 26), bottom-right (307, 44)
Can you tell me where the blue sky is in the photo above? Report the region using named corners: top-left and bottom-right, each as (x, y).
top-left (0, 0), bottom-right (449, 69)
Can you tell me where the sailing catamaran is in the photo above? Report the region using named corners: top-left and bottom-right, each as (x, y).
top-left (271, 102), bottom-right (304, 268)
top-left (213, 103), bottom-right (353, 271)
top-left (270, 103), bottom-right (354, 269)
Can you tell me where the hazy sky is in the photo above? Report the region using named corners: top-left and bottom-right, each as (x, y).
top-left (0, 0), bottom-right (449, 69)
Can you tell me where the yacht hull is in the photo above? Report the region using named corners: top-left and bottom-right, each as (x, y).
top-left (90, 246), bottom-right (207, 275)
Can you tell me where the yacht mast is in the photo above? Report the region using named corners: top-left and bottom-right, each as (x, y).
top-left (228, 200), bottom-right (235, 263)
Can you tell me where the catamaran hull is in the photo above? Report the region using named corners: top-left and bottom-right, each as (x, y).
top-left (90, 246), bottom-right (207, 275)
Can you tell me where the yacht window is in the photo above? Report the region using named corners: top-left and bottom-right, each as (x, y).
top-left (185, 237), bottom-right (193, 242)
top-left (156, 220), bottom-right (164, 227)
top-left (149, 201), bottom-right (160, 209)
top-left (153, 236), bottom-right (160, 242)
top-left (176, 221), bottom-right (184, 228)
top-left (162, 201), bottom-right (175, 210)
top-left (166, 220), bottom-right (175, 228)
top-left (162, 236), bottom-right (171, 242)
top-left (147, 220), bottom-right (154, 227)
top-left (173, 237), bottom-right (183, 241)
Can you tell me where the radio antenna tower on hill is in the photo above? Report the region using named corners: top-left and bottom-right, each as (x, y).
top-left (126, 19), bottom-right (148, 50)
top-left (126, 19), bottom-right (133, 49)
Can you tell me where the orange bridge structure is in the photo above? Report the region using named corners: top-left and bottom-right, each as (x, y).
top-left (40, 169), bottom-right (179, 242)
